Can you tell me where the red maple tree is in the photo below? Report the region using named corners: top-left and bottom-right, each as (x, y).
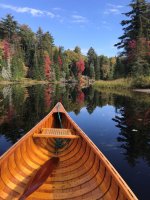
top-left (128, 40), bottom-right (136, 49)
top-left (3, 40), bottom-right (10, 60)
top-left (128, 38), bottom-right (150, 60)
top-left (76, 59), bottom-right (85, 75)
top-left (44, 55), bottom-right (51, 80)
top-left (58, 56), bottom-right (63, 67)
top-left (76, 90), bottom-right (85, 104)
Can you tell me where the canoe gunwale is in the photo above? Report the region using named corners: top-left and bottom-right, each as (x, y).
top-left (0, 102), bottom-right (138, 200)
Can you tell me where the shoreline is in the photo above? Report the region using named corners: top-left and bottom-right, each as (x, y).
top-left (0, 79), bottom-right (48, 85)
top-left (133, 89), bottom-right (150, 93)
top-left (1, 79), bottom-right (150, 94)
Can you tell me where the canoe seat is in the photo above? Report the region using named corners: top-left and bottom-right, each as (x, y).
top-left (33, 128), bottom-right (80, 139)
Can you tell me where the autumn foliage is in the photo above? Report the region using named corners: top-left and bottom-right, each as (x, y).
top-left (76, 90), bottom-right (85, 104)
top-left (128, 40), bottom-right (136, 49)
top-left (3, 40), bottom-right (10, 60)
top-left (128, 38), bottom-right (150, 59)
top-left (44, 55), bottom-right (51, 80)
top-left (58, 56), bottom-right (63, 66)
top-left (76, 59), bottom-right (85, 75)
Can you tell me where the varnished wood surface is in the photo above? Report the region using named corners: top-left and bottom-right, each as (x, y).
top-left (41, 128), bottom-right (75, 135)
top-left (19, 157), bottom-right (59, 200)
top-left (0, 102), bottom-right (138, 200)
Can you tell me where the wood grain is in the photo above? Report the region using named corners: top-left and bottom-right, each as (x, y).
top-left (0, 102), bottom-right (138, 200)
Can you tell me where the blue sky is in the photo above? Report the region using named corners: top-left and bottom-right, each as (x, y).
top-left (0, 0), bottom-right (131, 57)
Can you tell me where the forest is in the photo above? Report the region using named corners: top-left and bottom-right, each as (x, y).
top-left (0, 0), bottom-right (150, 82)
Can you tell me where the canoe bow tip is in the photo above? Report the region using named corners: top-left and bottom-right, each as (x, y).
top-left (52, 102), bottom-right (65, 113)
top-left (56, 102), bottom-right (63, 108)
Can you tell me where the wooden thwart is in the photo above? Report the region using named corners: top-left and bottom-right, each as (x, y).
top-left (33, 128), bottom-right (80, 139)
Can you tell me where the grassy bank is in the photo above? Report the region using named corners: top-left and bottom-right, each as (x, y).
top-left (0, 78), bottom-right (49, 85)
top-left (0, 78), bottom-right (79, 86)
top-left (93, 77), bottom-right (150, 89)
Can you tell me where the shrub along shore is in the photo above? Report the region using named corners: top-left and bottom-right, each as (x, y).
top-left (93, 77), bottom-right (150, 90)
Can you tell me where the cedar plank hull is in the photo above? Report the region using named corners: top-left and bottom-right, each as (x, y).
top-left (0, 103), bottom-right (138, 200)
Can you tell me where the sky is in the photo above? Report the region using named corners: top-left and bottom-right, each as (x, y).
top-left (0, 0), bottom-right (131, 57)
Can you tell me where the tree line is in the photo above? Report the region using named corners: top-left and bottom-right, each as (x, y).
top-left (0, 0), bottom-right (150, 82)
top-left (0, 14), bottom-right (117, 82)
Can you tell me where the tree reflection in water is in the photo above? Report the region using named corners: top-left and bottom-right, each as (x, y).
top-left (113, 96), bottom-right (150, 167)
top-left (0, 84), bottom-right (150, 168)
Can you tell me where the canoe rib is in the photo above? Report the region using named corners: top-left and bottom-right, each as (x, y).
top-left (0, 102), bottom-right (138, 200)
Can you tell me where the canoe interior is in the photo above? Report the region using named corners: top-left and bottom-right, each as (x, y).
top-left (0, 103), bottom-right (137, 200)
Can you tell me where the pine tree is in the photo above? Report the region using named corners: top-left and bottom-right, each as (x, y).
top-left (89, 63), bottom-right (95, 79)
top-left (95, 57), bottom-right (100, 80)
top-left (87, 47), bottom-right (97, 65)
top-left (19, 25), bottom-right (35, 68)
top-left (11, 31), bottom-right (25, 80)
top-left (99, 56), bottom-right (110, 80)
top-left (87, 47), bottom-right (97, 79)
top-left (32, 28), bottom-right (45, 80)
top-left (74, 46), bottom-right (81, 54)
top-left (42, 32), bottom-right (54, 59)
top-left (114, 57), bottom-right (126, 78)
top-left (0, 14), bottom-right (19, 42)
top-left (54, 63), bottom-right (60, 81)
top-left (115, 0), bottom-right (150, 76)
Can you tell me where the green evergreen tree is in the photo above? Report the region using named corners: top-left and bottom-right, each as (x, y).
top-left (99, 55), bottom-right (110, 80)
top-left (19, 25), bottom-right (35, 68)
top-left (87, 47), bottom-right (97, 79)
top-left (74, 46), bottom-right (81, 54)
top-left (95, 57), bottom-right (100, 80)
top-left (11, 55), bottom-right (25, 80)
top-left (0, 14), bottom-right (19, 42)
top-left (114, 57), bottom-right (126, 78)
top-left (42, 32), bottom-right (54, 59)
top-left (89, 63), bottom-right (95, 79)
top-left (54, 63), bottom-right (60, 81)
top-left (115, 0), bottom-right (150, 76)
top-left (32, 27), bottom-right (45, 80)
top-left (84, 61), bottom-right (90, 77)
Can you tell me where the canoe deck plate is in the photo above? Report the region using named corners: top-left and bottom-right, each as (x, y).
top-left (33, 128), bottom-right (79, 139)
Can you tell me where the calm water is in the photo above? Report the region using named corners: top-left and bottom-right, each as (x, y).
top-left (0, 84), bottom-right (150, 200)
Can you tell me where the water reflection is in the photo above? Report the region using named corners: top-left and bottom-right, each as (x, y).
top-left (0, 84), bottom-right (150, 163)
top-left (113, 97), bottom-right (150, 167)
top-left (0, 84), bottom-right (150, 199)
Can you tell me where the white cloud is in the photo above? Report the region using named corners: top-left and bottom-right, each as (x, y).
top-left (0, 3), bottom-right (55, 17)
top-left (71, 15), bottom-right (88, 23)
top-left (104, 3), bottom-right (124, 15)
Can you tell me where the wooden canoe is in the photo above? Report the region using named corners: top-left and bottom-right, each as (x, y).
top-left (0, 102), bottom-right (138, 200)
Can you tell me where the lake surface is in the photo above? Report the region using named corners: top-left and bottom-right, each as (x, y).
top-left (0, 84), bottom-right (150, 200)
